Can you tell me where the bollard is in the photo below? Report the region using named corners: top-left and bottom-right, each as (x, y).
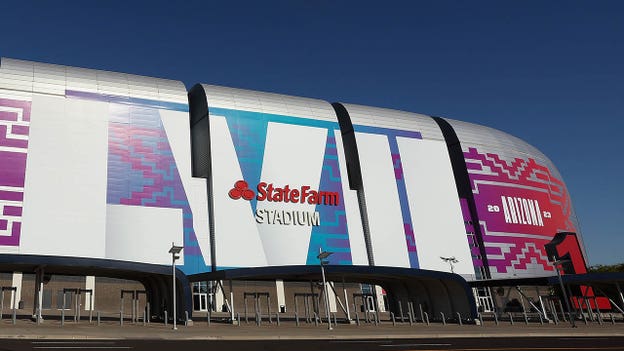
top-left (97, 311), bottom-right (101, 326)
top-left (355, 312), bottom-right (360, 326)
top-left (523, 312), bottom-right (529, 325)
top-left (478, 313), bottom-right (483, 326)
top-left (508, 312), bottom-right (514, 325)
top-left (424, 312), bottom-right (430, 326)
top-left (276, 312), bottom-right (280, 326)
top-left (408, 302), bottom-right (415, 324)
top-left (456, 312), bottom-right (462, 326)
top-left (552, 306), bottom-right (559, 325)
top-left (143, 310), bottom-right (146, 326)
top-left (598, 311), bottom-right (603, 325)
top-left (12, 308), bottom-right (16, 325)
top-left (236, 312), bottom-right (241, 326)
top-left (164, 310), bottom-right (168, 326)
top-left (391, 312), bottom-right (396, 326)
top-left (207, 311), bottom-right (211, 326)
top-left (61, 309), bottom-right (65, 327)
top-left (295, 312), bottom-right (300, 326)
top-left (440, 312), bottom-right (446, 326)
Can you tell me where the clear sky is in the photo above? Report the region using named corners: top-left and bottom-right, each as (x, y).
top-left (1, 1), bottom-right (622, 265)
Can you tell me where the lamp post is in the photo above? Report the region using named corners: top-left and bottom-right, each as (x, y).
top-left (552, 258), bottom-right (576, 328)
top-left (169, 242), bottom-right (184, 330)
top-left (317, 248), bottom-right (333, 330)
top-left (440, 256), bottom-right (458, 273)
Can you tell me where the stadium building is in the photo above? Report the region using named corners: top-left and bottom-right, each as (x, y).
top-left (0, 57), bottom-right (602, 324)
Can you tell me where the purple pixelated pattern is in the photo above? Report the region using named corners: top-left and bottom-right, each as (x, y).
top-left (464, 147), bottom-right (574, 275)
top-left (0, 98), bottom-right (31, 246)
top-left (106, 103), bottom-right (207, 274)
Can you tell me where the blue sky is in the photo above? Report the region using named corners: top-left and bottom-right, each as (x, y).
top-left (1, 1), bottom-right (622, 265)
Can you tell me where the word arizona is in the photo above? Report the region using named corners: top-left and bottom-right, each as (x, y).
top-left (500, 196), bottom-right (544, 227)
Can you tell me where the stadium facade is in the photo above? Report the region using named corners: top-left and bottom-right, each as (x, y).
top-left (0, 58), bottom-right (589, 322)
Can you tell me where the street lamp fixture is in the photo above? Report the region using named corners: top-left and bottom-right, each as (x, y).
top-left (317, 248), bottom-right (334, 330)
top-left (169, 242), bottom-right (183, 330)
top-left (440, 256), bottom-right (459, 273)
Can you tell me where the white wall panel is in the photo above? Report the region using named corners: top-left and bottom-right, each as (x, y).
top-left (257, 122), bottom-right (327, 265)
top-left (210, 115), bottom-right (267, 267)
top-left (397, 138), bottom-right (474, 275)
top-left (340, 103), bottom-right (443, 141)
top-left (356, 132), bottom-right (410, 267)
top-left (160, 110), bottom-right (211, 265)
top-left (106, 204), bottom-right (183, 264)
top-left (202, 84), bottom-right (336, 122)
top-left (20, 95), bottom-right (108, 258)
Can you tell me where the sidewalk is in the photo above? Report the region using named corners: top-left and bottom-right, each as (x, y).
top-left (1, 317), bottom-right (624, 340)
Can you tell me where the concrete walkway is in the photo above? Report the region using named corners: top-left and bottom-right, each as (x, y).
top-left (1, 318), bottom-right (624, 340)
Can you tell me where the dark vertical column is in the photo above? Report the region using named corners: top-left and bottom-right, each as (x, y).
top-left (432, 117), bottom-right (491, 279)
top-left (188, 84), bottom-right (217, 272)
top-left (331, 103), bottom-right (375, 266)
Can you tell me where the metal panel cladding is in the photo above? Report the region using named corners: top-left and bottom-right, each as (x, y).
top-left (444, 118), bottom-right (583, 279)
top-left (335, 104), bottom-right (475, 278)
top-left (195, 84), bottom-right (367, 269)
top-left (0, 58), bottom-right (211, 275)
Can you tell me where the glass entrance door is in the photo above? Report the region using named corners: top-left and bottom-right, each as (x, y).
top-left (192, 282), bottom-right (208, 312)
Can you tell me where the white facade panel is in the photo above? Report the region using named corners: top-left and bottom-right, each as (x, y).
top-left (397, 138), bottom-right (474, 276)
top-left (340, 103), bottom-right (444, 141)
top-left (209, 115), bottom-right (267, 267)
top-left (202, 84), bottom-right (336, 122)
top-left (356, 132), bottom-right (410, 267)
top-left (20, 95), bottom-right (108, 258)
top-left (257, 122), bottom-right (327, 266)
top-left (161, 109), bottom-right (211, 266)
top-left (105, 204), bottom-right (183, 265)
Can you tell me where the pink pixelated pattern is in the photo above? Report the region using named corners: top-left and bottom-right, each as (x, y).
top-left (0, 98), bottom-right (31, 246)
top-left (464, 147), bottom-right (577, 275)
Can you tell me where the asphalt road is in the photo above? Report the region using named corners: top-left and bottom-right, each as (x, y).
top-left (2, 337), bottom-right (624, 351)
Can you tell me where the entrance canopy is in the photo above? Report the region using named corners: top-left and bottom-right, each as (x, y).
top-left (0, 254), bottom-right (191, 320)
top-left (190, 265), bottom-right (478, 319)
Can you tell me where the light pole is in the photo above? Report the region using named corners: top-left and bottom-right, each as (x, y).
top-left (552, 257), bottom-right (576, 328)
top-left (317, 248), bottom-right (333, 330)
top-left (169, 242), bottom-right (183, 330)
top-left (440, 256), bottom-right (458, 273)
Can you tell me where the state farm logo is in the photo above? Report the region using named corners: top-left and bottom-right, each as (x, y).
top-left (228, 180), bottom-right (340, 206)
top-left (228, 180), bottom-right (255, 200)
top-left (228, 179), bottom-right (334, 227)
